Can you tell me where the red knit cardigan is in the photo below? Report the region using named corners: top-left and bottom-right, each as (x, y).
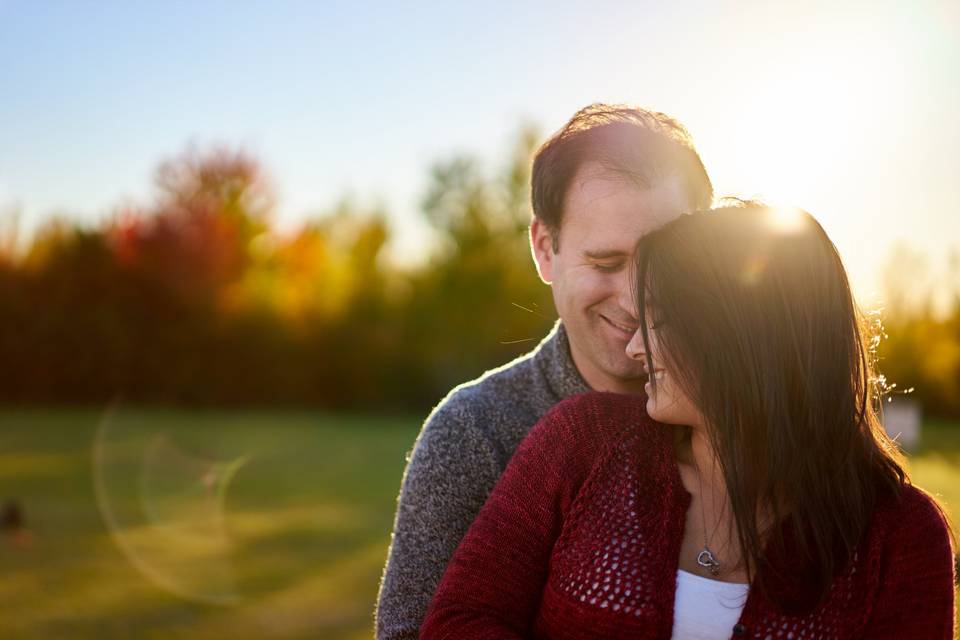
top-left (420, 392), bottom-right (956, 640)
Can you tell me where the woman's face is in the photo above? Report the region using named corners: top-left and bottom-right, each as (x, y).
top-left (625, 315), bottom-right (704, 428)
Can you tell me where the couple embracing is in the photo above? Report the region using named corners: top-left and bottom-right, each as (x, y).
top-left (375, 105), bottom-right (956, 639)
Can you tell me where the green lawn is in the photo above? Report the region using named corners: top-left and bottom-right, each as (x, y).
top-left (0, 409), bottom-right (957, 639)
top-left (0, 408), bottom-right (418, 640)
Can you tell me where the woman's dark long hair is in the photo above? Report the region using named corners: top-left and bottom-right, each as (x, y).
top-left (633, 201), bottom-right (911, 608)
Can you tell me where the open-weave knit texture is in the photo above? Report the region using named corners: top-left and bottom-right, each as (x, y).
top-left (421, 392), bottom-right (956, 640)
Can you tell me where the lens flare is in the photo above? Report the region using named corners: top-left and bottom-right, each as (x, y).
top-left (93, 405), bottom-right (250, 605)
top-left (739, 253), bottom-right (769, 286)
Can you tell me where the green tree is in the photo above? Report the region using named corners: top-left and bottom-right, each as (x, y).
top-left (878, 244), bottom-right (960, 417)
top-left (403, 126), bottom-right (555, 403)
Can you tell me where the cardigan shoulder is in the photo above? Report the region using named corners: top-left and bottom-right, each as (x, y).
top-left (874, 482), bottom-right (955, 557)
top-left (883, 482), bottom-right (950, 522)
top-left (541, 390), bottom-right (680, 492)
top-left (855, 482), bottom-right (957, 638)
top-left (530, 390), bottom-right (666, 467)
top-left (521, 391), bottom-right (673, 480)
top-left (504, 390), bottom-right (672, 524)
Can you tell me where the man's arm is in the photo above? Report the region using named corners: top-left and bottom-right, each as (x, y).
top-left (419, 397), bottom-right (593, 639)
top-left (375, 397), bottom-right (503, 640)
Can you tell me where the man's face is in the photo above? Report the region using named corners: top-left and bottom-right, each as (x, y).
top-left (531, 161), bottom-right (689, 394)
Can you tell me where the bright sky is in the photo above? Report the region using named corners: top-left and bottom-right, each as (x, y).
top-left (1, 0), bottom-right (958, 306)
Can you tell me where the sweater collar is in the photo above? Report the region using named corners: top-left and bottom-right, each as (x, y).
top-left (535, 321), bottom-right (591, 402)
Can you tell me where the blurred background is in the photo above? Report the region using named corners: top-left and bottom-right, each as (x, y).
top-left (0, 1), bottom-right (958, 638)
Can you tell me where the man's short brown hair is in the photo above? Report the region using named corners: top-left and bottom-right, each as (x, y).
top-left (531, 104), bottom-right (713, 250)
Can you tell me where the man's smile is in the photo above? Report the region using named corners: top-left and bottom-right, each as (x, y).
top-left (600, 314), bottom-right (638, 337)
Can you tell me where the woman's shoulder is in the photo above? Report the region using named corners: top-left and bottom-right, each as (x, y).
top-left (863, 483), bottom-right (956, 608)
top-left (873, 483), bottom-right (954, 552)
top-left (878, 483), bottom-right (949, 525)
top-left (546, 390), bottom-right (651, 430)
top-left (533, 391), bottom-right (672, 457)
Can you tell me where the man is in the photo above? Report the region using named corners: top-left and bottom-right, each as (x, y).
top-left (375, 104), bottom-right (714, 639)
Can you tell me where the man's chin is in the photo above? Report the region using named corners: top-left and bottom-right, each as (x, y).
top-left (600, 358), bottom-right (647, 386)
top-left (598, 344), bottom-right (644, 375)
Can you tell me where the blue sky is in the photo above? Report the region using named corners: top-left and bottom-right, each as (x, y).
top-left (1, 0), bottom-right (958, 303)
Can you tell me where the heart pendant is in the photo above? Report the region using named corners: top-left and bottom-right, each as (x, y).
top-left (697, 548), bottom-right (721, 576)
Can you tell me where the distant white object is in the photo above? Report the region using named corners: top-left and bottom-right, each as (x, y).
top-left (882, 398), bottom-right (922, 449)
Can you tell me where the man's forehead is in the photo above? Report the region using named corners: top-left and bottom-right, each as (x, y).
top-left (568, 162), bottom-right (687, 212)
top-left (569, 164), bottom-right (636, 201)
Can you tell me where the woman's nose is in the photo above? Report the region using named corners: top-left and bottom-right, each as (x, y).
top-left (625, 329), bottom-right (645, 361)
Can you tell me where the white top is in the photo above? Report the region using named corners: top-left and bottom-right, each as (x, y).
top-left (671, 569), bottom-right (750, 640)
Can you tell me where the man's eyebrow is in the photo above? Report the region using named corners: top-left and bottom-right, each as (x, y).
top-left (583, 249), bottom-right (628, 260)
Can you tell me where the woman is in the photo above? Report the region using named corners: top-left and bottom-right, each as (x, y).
top-left (420, 202), bottom-right (956, 639)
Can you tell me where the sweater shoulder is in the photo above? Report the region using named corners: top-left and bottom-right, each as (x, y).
top-left (424, 349), bottom-right (549, 430)
top-left (532, 391), bottom-right (662, 459)
top-left (878, 483), bottom-right (952, 537)
top-left (415, 351), bottom-right (549, 466)
top-left (441, 352), bottom-right (541, 411)
top-left (869, 482), bottom-right (955, 582)
top-left (546, 390), bottom-right (650, 428)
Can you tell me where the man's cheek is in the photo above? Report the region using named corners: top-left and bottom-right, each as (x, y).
top-left (578, 273), bottom-right (618, 303)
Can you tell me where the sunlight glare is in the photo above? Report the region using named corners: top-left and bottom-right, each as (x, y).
top-left (767, 206), bottom-right (807, 235)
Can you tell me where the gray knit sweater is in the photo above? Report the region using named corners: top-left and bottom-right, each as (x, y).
top-left (375, 322), bottom-right (589, 640)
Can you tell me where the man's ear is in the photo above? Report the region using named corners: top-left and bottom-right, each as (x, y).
top-left (530, 217), bottom-right (556, 284)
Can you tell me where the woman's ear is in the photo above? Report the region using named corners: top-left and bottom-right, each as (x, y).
top-left (529, 217), bottom-right (556, 284)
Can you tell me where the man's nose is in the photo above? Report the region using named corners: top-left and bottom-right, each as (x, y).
top-left (615, 271), bottom-right (638, 322)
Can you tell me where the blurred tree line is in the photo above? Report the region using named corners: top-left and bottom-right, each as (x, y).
top-left (877, 245), bottom-right (960, 417)
top-left (0, 133), bottom-right (957, 416)
top-left (0, 132), bottom-right (554, 411)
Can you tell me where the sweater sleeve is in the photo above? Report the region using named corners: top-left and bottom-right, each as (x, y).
top-left (375, 396), bottom-right (502, 640)
top-left (376, 398), bottom-right (504, 640)
top-left (862, 486), bottom-right (956, 639)
top-left (419, 394), bottom-right (611, 640)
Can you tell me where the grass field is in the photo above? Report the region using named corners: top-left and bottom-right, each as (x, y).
top-left (0, 408), bottom-right (957, 639)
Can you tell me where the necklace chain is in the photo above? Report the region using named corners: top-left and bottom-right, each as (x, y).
top-left (694, 454), bottom-right (723, 577)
